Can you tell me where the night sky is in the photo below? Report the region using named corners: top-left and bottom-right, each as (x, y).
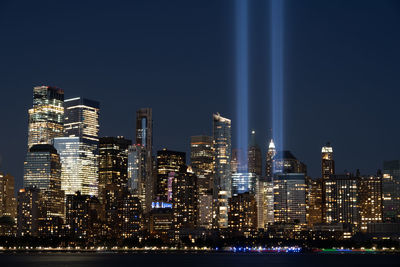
top-left (1, 0), bottom-right (400, 190)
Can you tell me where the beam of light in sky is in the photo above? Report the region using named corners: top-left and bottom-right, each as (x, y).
top-left (271, 0), bottom-right (284, 165)
top-left (235, 0), bottom-right (249, 172)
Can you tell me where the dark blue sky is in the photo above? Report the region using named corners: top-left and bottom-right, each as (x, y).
top-left (0, 0), bottom-right (399, 190)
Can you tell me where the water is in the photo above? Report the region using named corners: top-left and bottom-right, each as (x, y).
top-left (0, 253), bottom-right (399, 267)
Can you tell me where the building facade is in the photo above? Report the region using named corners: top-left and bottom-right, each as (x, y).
top-left (0, 173), bottom-right (16, 219)
top-left (382, 160), bottom-right (400, 222)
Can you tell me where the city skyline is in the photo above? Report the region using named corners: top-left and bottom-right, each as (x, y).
top-left (1, 0), bottom-right (400, 191)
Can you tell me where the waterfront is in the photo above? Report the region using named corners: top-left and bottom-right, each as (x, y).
top-left (0, 253), bottom-right (399, 267)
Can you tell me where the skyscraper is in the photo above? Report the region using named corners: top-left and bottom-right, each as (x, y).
top-left (248, 130), bottom-right (262, 176)
top-left (382, 160), bottom-right (400, 222)
top-left (359, 174), bottom-right (382, 231)
top-left (156, 149), bottom-right (186, 202)
top-left (228, 192), bottom-right (257, 234)
top-left (273, 173), bottom-right (307, 226)
top-left (265, 139), bottom-right (276, 179)
top-left (17, 187), bottom-right (40, 236)
top-left (23, 144), bottom-right (64, 218)
top-left (0, 173), bottom-right (17, 219)
top-left (28, 86), bottom-right (64, 148)
top-left (321, 142), bottom-right (335, 179)
top-left (127, 144), bottom-right (147, 211)
top-left (213, 113), bottom-right (231, 228)
top-left (273, 150), bottom-right (307, 175)
top-left (136, 108), bottom-right (154, 213)
top-left (231, 172), bottom-right (257, 195)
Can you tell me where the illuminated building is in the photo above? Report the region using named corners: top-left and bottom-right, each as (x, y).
top-left (136, 108), bottom-right (154, 213)
top-left (255, 177), bottom-right (266, 229)
top-left (197, 191), bottom-right (213, 229)
top-left (120, 194), bottom-right (142, 238)
top-left (17, 187), bottom-right (40, 236)
top-left (0, 173), bottom-right (17, 219)
top-left (323, 174), bottom-right (359, 229)
top-left (98, 136), bottom-right (131, 202)
top-left (265, 139), bottom-right (276, 179)
top-left (321, 142), bottom-right (335, 179)
top-left (231, 149), bottom-right (239, 174)
top-left (190, 135), bottom-right (214, 195)
top-left (23, 144), bottom-right (64, 219)
top-left (53, 137), bottom-right (98, 196)
top-left (273, 151), bottom-right (307, 175)
top-left (382, 160), bottom-right (400, 222)
top-left (231, 172), bottom-right (257, 195)
top-left (65, 191), bottom-right (102, 239)
top-left (264, 179), bottom-right (275, 225)
top-left (28, 86), bottom-right (64, 148)
top-left (128, 144), bottom-right (147, 210)
top-left (156, 149), bottom-right (186, 202)
top-left (148, 205), bottom-right (173, 240)
top-left (306, 177), bottom-right (323, 228)
top-left (273, 173), bottom-right (307, 226)
top-left (213, 113), bottom-right (231, 228)
top-left (248, 130), bottom-right (262, 176)
top-left (228, 192), bottom-right (257, 234)
top-left (359, 174), bottom-right (382, 231)
top-left (172, 168), bottom-right (197, 232)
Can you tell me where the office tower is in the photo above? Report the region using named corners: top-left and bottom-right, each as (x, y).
top-left (359, 174), bottom-right (382, 231)
top-left (128, 145), bottom-right (147, 210)
top-left (120, 194), bottom-right (142, 238)
top-left (156, 149), bottom-right (186, 202)
top-left (17, 187), bottom-right (40, 236)
top-left (231, 149), bottom-right (239, 174)
top-left (65, 192), bottom-right (101, 239)
top-left (136, 108), bottom-right (153, 213)
top-left (190, 135), bottom-right (214, 194)
top-left (248, 130), bottom-right (262, 176)
top-left (255, 177), bottom-right (266, 229)
top-left (323, 174), bottom-right (359, 229)
top-left (53, 137), bottom-right (98, 196)
top-left (265, 139), bottom-right (276, 179)
top-left (231, 172), bottom-right (257, 195)
top-left (197, 192), bottom-right (213, 229)
top-left (321, 142), bottom-right (335, 179)
top-left (213, 113), bottom-right (232, 228)
top-left (23, 144), bottom-right (64, 218)
top-left (228, 192), bottom-right (257, 234)
top-left (382, 160), bottom-right (400, 222)
top-left (98, 136), bottom-right (131, 201)
top-left (172, 167), bottom-right (198, 231)
top-left (28, 86), bottom-right (64, 148)
top-left (264, 178), bottom-right (275, 225)
top-left (148, 205), bottom-right (173, 240)
top-left (273, 150), bottom-right (307, 175)
top-left (306, 177), bottom-right (323, 228)
top-left (0, 173), bottom-right (17, 219)
top-left (273, 173), bottom-right (307, 225)
top-left (64, 97), bottom-right (100, 142)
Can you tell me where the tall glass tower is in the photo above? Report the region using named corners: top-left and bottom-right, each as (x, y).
top-left (321, 142), bottom-right (335, 179)
top-left (53, 97), bottom-right (100, 196)
top-left (213, 113), bottom-right (231, 228)
top-left (28, 86), bottom-right (64, 148)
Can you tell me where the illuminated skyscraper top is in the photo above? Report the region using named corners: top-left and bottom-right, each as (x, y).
top-left (136, 108), bottom-right (152, 151)
top-left (28, 86), bottom-right (64, 148)
top-left (321, 142), bottom-right (334, 179)
top-left (265, 139), bottom-right (276, 179)
top-left (64, 97), bottom-right (100, 143)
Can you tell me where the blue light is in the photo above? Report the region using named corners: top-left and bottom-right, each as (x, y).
top-left (235, 0), bottom-right (249, 172)
top-left (271, 0), bottom-right (284, 161)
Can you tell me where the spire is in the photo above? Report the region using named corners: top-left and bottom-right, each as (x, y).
top-left (268, 139), bottom-right (276, 150)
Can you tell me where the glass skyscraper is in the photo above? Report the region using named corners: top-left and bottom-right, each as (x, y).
top-left (128, 144), bottom-right (147, 211)
top-left (382, 160), bottom-right (400, 222)
top-left (28, 86), bottom-right (64, 148)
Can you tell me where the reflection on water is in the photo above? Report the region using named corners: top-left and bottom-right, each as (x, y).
top-left (0, 253), bottom-right (399, 267)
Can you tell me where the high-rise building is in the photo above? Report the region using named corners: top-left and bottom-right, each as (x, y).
top-left (265, 139), bottom-right (276, 179)
top-left (190, 135), bottom-right (214, 194)
top-left (323, 174), bottom-right (359, 229)
top-left (231, 149), bottom-right (239, 174)
top-left (228, 192), bottom-right (257, 234)
top-left (0, 173), bottom-right (17, 219)
top-left (128, 144), bottom-right (147, 210)
top-left (120, 194), bottom-right (142, 238)
top-left (321, 142), bottom-right (335, 179)
top-left (23, 144), bottom-right (64, 218)
top-left (359, 174), bottom-right (382, 231)
top-left (231, 172), bottom-right (257, 195)
top-left (156, 149), bottom-right (186, 202)
top-left (17, 187), bottom-right (40, 236)
top-left (28, 86), bottom-right (64, 148)
top-left (172, 167), bottom-right (197, 231)
top-left (306, 177), bottom-right (323, 228)
top-left (248, 130), bottom-right (262, 176)
top-left (53, 137), bottom-right (98, 196)
top-left (213, 113), bottom-right (231, 228)
top-left (273, 173), bottom-right (307, 226)
top-left (197, 192), bottom-right (213, 229)
top-left (136, 108), bottom-right (153, 213)
top-left (98, 136), bottom-right (131, 201)
top-left (273, 150), bottom-right (307, 175)
top-left (382, 160), bottom-right (400, 222)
